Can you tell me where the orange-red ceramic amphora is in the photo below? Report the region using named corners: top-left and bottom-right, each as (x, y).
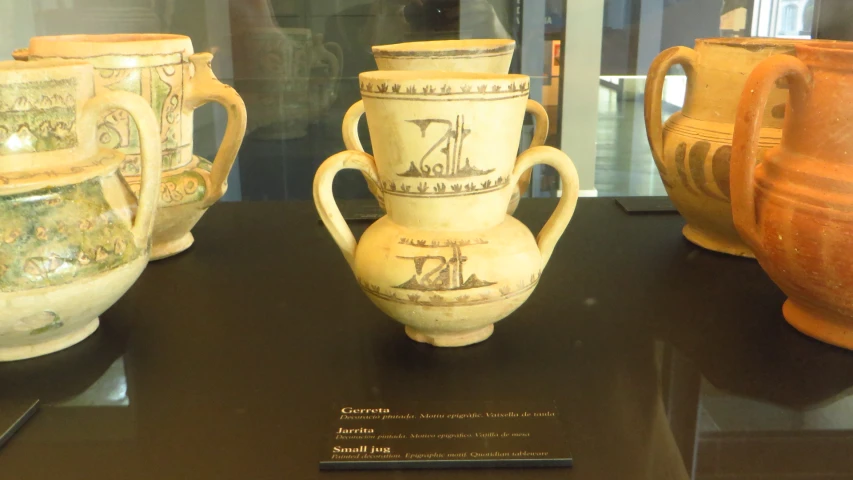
top-left (732, 40), bottom-right (853, 350)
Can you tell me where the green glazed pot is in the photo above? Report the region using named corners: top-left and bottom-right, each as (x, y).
top-left (0, 59), bottom-right (162, 361)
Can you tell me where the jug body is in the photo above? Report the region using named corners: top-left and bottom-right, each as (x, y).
top-left (361, 71), bottom-right (529, 231)
top-left (25, 33), bottom-right (247, 259)
top-left (355, 215), bottom-right (542, 346)
top-left (345, 39), bottom-right (547, 215)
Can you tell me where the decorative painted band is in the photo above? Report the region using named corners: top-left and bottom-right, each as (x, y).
top-left (372, 43), bottom-right (515, 59)
top-left (664, 122), bottom-right (781, 148)
top-left (360, 277), bottom-right (538, 307)
top-left (360, 81), bottom-right (529, 96)
top-left (372, 51), bottom-right (514, 60)
top-left (380, 175), bottom-right (511, 198)
top-left (30, 52), bottom-right (185, 69)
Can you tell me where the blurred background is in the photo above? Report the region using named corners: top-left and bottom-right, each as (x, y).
top-left (0, 0), bottom-right (849, 201)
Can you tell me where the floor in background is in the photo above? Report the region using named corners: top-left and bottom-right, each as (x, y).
top-left (595, 85), bottom-right (668, 197)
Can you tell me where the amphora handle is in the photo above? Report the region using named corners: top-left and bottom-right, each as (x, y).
top-left (731, 55), bottom-right (811, 249)
top-left (644, 46), bottom-right (698, 183)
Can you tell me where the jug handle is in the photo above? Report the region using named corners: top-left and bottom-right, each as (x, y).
top-left (510, 146), bottom-right (580, 269)
top-left (314, 150), bottom-right (381, 270)
top-left (184, 52), bottom-right (248, 208)
top-left (731, 55), bottom-right (812, 249)
top-left (644, 46), bottom-right (698, 184)
top-left (342, 100), bottom-right (384, 208)
top-left (517, 99), bottom-right (550, 198)
top-left (11, 48), bottom-right (28, 61)
top-left (81, 91), bottom-right (163, 249)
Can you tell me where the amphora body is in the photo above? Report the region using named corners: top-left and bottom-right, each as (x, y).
top-left (732, 40), bottom-right (853, 350)
top-left (646, 38), bottom-right (798, 257)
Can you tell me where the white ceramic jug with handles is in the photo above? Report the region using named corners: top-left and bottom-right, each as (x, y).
top-left (316, 71), bottom-right (578, 347)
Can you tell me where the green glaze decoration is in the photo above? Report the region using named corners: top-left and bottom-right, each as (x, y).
top-left (0, 78), bottom-right (78, 154)
top-left (158, 168), bottom-right (206, 206)
top-left (0, 177), bottom-right (141, 292)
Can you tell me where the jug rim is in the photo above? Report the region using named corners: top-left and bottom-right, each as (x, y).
top-left (31, 33), bottom-right (188, 44)
top-left (0, 148), bottom-right (124, 195)
top-left (361, 70), bottom-right (527, 82)
top-left (373, 39), bottom-right (515, 58)
top-left (359, 71), bottom-right (529, 98)
top-left (695, 37), bottom-right (803, 50)
top-left (794, 39), bottom-right (853, 66)
top-left (28, 34), bottom-right (194, 57)
top-left (0, 58), bottom-right (92, 73)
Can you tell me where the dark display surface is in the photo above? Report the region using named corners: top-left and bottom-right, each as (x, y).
top-left (1, 199), bottom-right (852, 479)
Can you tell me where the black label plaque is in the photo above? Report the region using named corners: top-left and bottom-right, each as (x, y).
top-left (319, 402), bottom-right (572, 470)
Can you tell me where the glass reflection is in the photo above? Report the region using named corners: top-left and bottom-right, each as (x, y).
top-left (58, 357), bottom-right (129, 407)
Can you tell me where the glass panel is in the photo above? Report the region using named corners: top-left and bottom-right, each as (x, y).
top-left (594, 0), bottom-right (828, 197)
top-left (0, 0), bottom-right (571, 203)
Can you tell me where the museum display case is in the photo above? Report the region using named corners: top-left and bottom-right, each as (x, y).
top-left (1, 1), bottom-right (853, 479)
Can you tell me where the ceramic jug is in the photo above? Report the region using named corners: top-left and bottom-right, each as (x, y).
top-left (343, 39), bottom-right (548, 215)
top-left (20, 33), bottom-right (247, 259)
top-left (236, 28), bottom-right (341, 139)
top-left (645, 38), bottom-right (798, 257)
top-left (316, 71), bottom-right (579, 347)
top-left (0, 59), bottom-right (161, 361)
top-left (731, 40), bottom-right (853, 350)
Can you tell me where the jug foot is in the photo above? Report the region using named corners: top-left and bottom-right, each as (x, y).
top-left (783, 300), bottom-right (853, 350)
top-left (151, 232), bottom-right (195, 260)
top-left (682, 224), bottom-right (755, 258)
top-left (0, 317), bottom-right (99, 362)
top-left (405, 325), bottom-right (494, 347)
